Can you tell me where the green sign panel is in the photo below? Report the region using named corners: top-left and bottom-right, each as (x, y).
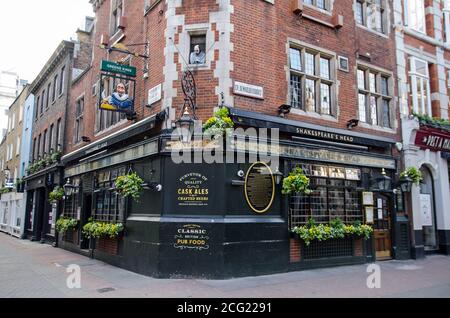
top-left (101, 60), bottom-right (137, 77)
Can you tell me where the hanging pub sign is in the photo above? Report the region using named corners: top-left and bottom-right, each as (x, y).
top-left (415, 127), bottom-right (450, 153)
top-left (99, 60), bottom-right (136, 114)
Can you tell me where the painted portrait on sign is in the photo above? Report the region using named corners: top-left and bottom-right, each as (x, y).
top-left (100, 76), bottom-right (135, 114)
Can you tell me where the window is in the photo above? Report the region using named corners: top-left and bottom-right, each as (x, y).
top-left (37, 134), bottom-right (41, 158)
top-left (32, 138), bottom-right (36, 161)
top-left (16, 137), bottom-right (20, 156)
top-left (49, 124), bottom-right (54, 152)
top-left (40, 90), bottom-right (45, 115)
top-left (11, 113), bottom-right (15, 130)
top-left (110, 0), bottom-right (123, 35)
top-left (75, 97), bottom-right (85, 144)
top-left (288, 163), bottom-right (363, 228)
top-left (357, 66), bottom-right (392, 127)
top-left (93, 167), bottom-right (126, 223)
top-left (52, 75), bottom-right (58, 101)
top-left (289, 46), bottom-right (335, 115)
top-left (59, 66), bottom-right (65, 96)
top-left (444, 1), bottom-right (450, 44)
top-left (409, 57), bottom-right (431, 116)
top-left (355, 0), bottom-right (386, 34)
top-left (304, 0), bottom-right (330, 11)
top-left (46, 83), bottom-right (51, 109)
top-left (56, 119), bottom-right (62, 151)
top-left (35, 96), bottom-right (40, 119)
top-left (43, 129), bottom-right (48, 155)
top-left (404, 0), bottom-right (425, 33)
top-left (63, 178), bottom-right (81, 220)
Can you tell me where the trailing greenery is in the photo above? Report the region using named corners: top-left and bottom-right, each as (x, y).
top-left (49, 186), bottom-right (64, 202)
top-left (282, 167), bottom-right (312, 195)
top-left (400, 167), bottom-right (423, 185)
top-left (115, 172), bottom-right (144, 202)
top-left (26, 151), bottom-right (62, 176)
top-left (0, 187), bottom-right (12, 194)
top-left (202, 107), bottom-right (234, 137)
top-left (412, 112), bottom-right (450, 132)
top-left (55, 217), bottom-right (79, 234)
top-left (82, 218), bottom-right (124, 239)
top-left (292, 218), bottom-right (374, 246)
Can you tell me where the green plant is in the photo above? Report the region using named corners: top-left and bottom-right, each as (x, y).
top-left (282, 167), bottom-right (312, 195)
top-left (412, 112), bottom-right (450, 132)
top-left (0, 187), bottom-right (12, 194)
top-left (49, 186), bottom-right (64, 202)
top-left (400, 167), bottom-right (423, 185)
top-left (82, 218), bottom-right (124, 239)
top-left (56, 217), bottom-right (79, 234)
top-left (292, 218), bottom-right (373, 246)
top-left (115, 172), bottom-right (144, 201)
top-left (51, 151), bottom-right (62, 164)
top-left (202, 107), bottom-right (234, 137)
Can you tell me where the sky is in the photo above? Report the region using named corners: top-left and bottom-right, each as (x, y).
top-left (0, 0), bottom-right (94, 83)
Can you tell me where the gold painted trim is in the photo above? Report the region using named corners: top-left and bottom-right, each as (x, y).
top-left (244, 162), bottom-right (275, 214)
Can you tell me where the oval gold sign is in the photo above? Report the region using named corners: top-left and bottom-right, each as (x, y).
top-left (244, 162), bottom-right (275, 214)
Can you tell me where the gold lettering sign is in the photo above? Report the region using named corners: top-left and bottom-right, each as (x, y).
top-left (244, 162), bottom-right (275, 214)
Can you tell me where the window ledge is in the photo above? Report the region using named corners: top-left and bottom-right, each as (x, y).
top-left (290, 108), bottom-right (338, 122)
top-left (144, 0), bottom-right (162, 17)
top-left (358, 122), bottom-right (396, 134)
top-left (303, 4), bottom-right (332, 17)
top-left (356, 24), bottom-right (389, 39)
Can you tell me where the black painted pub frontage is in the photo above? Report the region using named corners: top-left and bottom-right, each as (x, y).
top-left (55, 108), bottom-right (409, 279)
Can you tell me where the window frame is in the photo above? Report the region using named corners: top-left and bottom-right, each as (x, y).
top-left (289, 45), bottom-right (336, 117)
top-left (357, 65), bottom-right (393, 128)
top-left (74, 96), bottom-right (85, 144)
top-left (409, 57), bottom-right (432, 116)
top-left (404, 0), bottom-right (426, 34)
top-left (355, 0), bottom-right (387, 34)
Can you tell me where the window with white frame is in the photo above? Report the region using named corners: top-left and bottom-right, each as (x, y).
top-left (110, 0), bottom-right (123, 35)
top-left (409, 57), bottom-right (431, 116)
top-left (355, 0), bottom-right (387, 34)
top-left (357, 66), bottom-right (393, 127)
top-left (289, 46), bottom-right (335, 116)
top-left (304, 0), bottom-right (331, 11)
top-left (404, 0), bottom-right (426, 33)
top-left (16, 137), bottom-right (20, 156)
top-left (444, 0), bottom-right (450, 43)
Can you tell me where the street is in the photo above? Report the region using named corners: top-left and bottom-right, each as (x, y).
top-left (0, 233), bottom-right (449, 298)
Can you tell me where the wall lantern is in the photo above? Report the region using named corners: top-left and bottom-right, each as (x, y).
top-left (63, 178), bottom-right (79, 197)
top-left (274, 167), bottom-right (284, 185)
top-left (399, 176), bottom-right (413, 193)
top-left (376, 168), bottom-right (392, 191)
top-left (176, 104), bottom-right (195, 144)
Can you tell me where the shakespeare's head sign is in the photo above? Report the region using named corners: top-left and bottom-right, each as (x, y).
top-left (99, 60), bottom-right (136, 114)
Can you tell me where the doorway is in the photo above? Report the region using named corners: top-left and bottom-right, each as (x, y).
top-left (80, 193), bottom-right (92, 250)
top-left (374, 194), bottom-right (392, 260)
top-left (420, 166), bottom-right (439, 251)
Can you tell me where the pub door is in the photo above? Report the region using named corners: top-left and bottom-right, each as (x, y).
top-left (373, 194), bottom-right (392, 260)
top-left (80, 194), bottom-right (92, 250)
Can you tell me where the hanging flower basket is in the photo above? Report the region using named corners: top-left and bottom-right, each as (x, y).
top-left (202, 107), bottom-right (234, 138)
top-left (282, 167), bottom-right (312, 195)
top-left (400, 167), bottom-right (423, 185)
top-left (114, 172), bottom-right (144, 202)
top-left (49, 186), bottom-right (64, 202)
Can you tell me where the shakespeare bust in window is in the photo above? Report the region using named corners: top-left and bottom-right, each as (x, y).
top-left (190, 45), bottom-right (206, 65)
top-left (101, 82), bottom-right (134, 113)
top-left (305, 87), bottom-right (315, 112)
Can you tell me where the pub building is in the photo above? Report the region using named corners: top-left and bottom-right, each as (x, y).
top-left (58, 102), bottom-right (409, 278)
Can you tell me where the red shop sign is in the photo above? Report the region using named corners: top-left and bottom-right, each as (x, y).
top-left (415, 127), bottom-right (450, 153)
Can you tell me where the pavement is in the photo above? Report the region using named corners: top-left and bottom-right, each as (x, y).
top-left (1, 232), bottom-right (450, 298)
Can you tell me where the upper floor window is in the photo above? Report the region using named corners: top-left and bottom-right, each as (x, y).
top-left (40, 90), bottom-right (45, 115)
top-left (409, 57), bottom-right (431, 116)
top-left (304, 0), bottom-right (330, 11)
top-left (75, 97), bottom-right (85, 144)
top-left (46, 83), bottom-right (51, 109)
top-left (289, 46), bottom-right (335, 116)
top-left (35, 96), bottom-right (40, 119)
top-left (404, 0), bottom-right (425, 33)
top-left (357, 66), bottom-right (393, 128)
top-left (52, 75), bottom-right (58, 102)
top-left (444, 0), bottom-right (450, 44)
top-left (355, 0), bottom-right (387, 34)
top-left (59, 66), bottom-right (65, 96)
top-left (111, 0), bottom-right (123, 35)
